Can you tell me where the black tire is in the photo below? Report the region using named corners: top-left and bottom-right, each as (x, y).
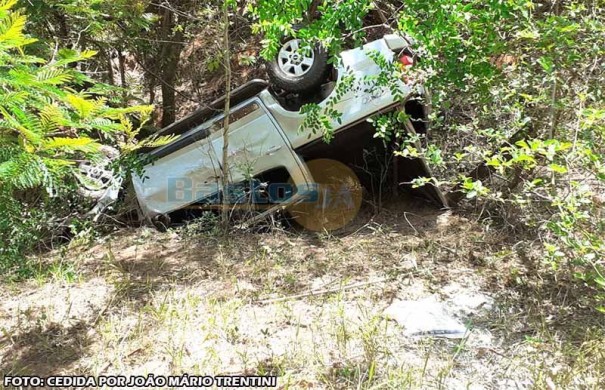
top-left (152, 214), bottom-right (171, 232)
top-left (267, 37), bottom-right (331, 93)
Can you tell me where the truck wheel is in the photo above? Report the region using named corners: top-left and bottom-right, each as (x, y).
top-left (267, 36), bottom-right (330, 93)
top-left (152, 214), bottom-right (171, 232)
top-left (287, 159), bottom-right (363, 232)
top-left (76, 145), bottom-right (120, 200)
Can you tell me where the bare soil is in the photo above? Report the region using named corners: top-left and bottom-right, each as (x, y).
top-left (1, 198), bottom-right (603, 389)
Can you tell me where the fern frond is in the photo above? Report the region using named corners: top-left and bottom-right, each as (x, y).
top-left (35, 67), bottom-right (73, 85)
top-left (35, 83), bottom-right (69, 100)
top-left (0, 144), bottom-right (19, 163)
top-left (0, 11), bottom-right (28, 49)
top-left (0, 152), bottom-right (46, 189)
top-left (0, 0), bottom-right (18, 12)
top-left (141, 134), bottom-right (179, 148)
top-left (40, 104), bottom-right (67, 130)
top-left (41, 156), bottom-right (73, 192)
top-left (0, 90), bottom-right (27, 107)
top-left (86, 117), bottom-right (122, 133)
top-left (88, 97), bottom-right (108, 117)
top-left (3, 68), bottom-right (68, 100)
top-left (104, 105), bottom-right (154, 120)
top-left (0, 119), bottom-right (14, 131)
top-left (5, 67), bottom-right (36, 88)
top-left (115, 114), bottom-right (135, 138)
top-left (9, 105), bottom-right (43, 134)
top-left (121, 134), bottom-right (178, 153)
top-left (42, 137), bottom-right (99, 153)
top-left (54, 48), bottom-right (97, 67)
top-left (66, 93), bottom-right (95, 118)
top-left (0, 107), bottom-right (42, 144)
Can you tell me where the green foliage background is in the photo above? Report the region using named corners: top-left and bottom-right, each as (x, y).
top-left (396, 0), bottom-right (605, 306)
top-left (251, 0), bottom-right (605, 307)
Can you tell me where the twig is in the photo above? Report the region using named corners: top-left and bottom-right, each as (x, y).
top-left (403, 212), bottom-right (418, 235)
top-left (91, 295), bottom-right (115, 327)
top-left (432, 241), bottom-right (458, 256)
top-left (256, 277), bottom-right (391, 305)
top-left (373, 3), bottom-right (389, 24)
top-left (386, 3), bottom-right (407, 25)
top-left (98, 347), bottom-right (143, 375)
top-left (220, 0), bottom-right (232, 230)
top-left (149, 2), bottom-right (201, 21)
top-left (344, 23), bottom-right (392, 39)
top-left (548, 76), bottom-right (558, 139)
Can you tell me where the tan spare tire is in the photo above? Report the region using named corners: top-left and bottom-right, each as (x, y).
top-left (287, 159), bottom-right (363, 232)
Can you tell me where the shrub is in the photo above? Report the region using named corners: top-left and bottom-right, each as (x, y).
top-left (252, 0), bottom-right (605, 306)
top-left (0, 0), bottom-right (154, 277)
top-left (398, 0), bottom-right (605, 307)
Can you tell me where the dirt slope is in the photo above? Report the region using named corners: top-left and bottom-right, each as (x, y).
top-left (0, 199), bottom-right (603, 389)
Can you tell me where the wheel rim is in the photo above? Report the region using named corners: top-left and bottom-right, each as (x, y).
top-left (277, 39), bottom-right (315, 77)
top-left (78, 160), bottom-right (114, 191)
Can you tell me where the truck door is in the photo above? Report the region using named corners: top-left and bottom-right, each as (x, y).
top-left (207, 99), bottom-right (311, 191)
top-left (132, 127), bottom-right (221, 216)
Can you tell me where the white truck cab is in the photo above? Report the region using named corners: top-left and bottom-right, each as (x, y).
top-left (126, 33), bottom-right (445, 228)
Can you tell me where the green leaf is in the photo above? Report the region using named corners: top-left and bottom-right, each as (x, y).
top-left (548, 164), bottom-right (568, 174)
top-left (42, 137), bottom-right (99, 152)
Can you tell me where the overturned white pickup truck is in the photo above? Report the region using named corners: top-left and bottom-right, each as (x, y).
top-left (82, 33), bottom-right (447, 230)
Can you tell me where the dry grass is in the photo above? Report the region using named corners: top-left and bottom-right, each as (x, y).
top-left (0, 199), bottom-right (604, 389)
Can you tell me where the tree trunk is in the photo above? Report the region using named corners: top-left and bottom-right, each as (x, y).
top-left (107, 50), bottom-right (115, 86)
top-left (160, 35), bottom-right (183, 127)
top-left (161, 61), bottom-right (179, 127)
top-left (118, 50), bottom-right (128, 103)
top-left (158, 8), bottom-right (184, 127)
top-left (307, 0), bottom-right (322, 22)
top-left (52, 8), bottom-right (70, 47)
top-left (221, 1), bottom-right (232, 230)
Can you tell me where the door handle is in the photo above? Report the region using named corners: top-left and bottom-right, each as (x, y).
top-left (266, 145), bottom-right (283, 155)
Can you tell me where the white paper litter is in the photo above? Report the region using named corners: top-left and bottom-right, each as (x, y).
top-left (383, 295), bottom-right (468, 339)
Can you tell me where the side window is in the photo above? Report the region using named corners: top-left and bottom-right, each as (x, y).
top-left (208, 102), bottom-right (260, 135)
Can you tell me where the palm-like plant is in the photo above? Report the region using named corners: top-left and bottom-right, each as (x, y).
top-left (0, 0), bottom-right (172, 274)
top-left (0, 0), bottom-right (167, 193)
